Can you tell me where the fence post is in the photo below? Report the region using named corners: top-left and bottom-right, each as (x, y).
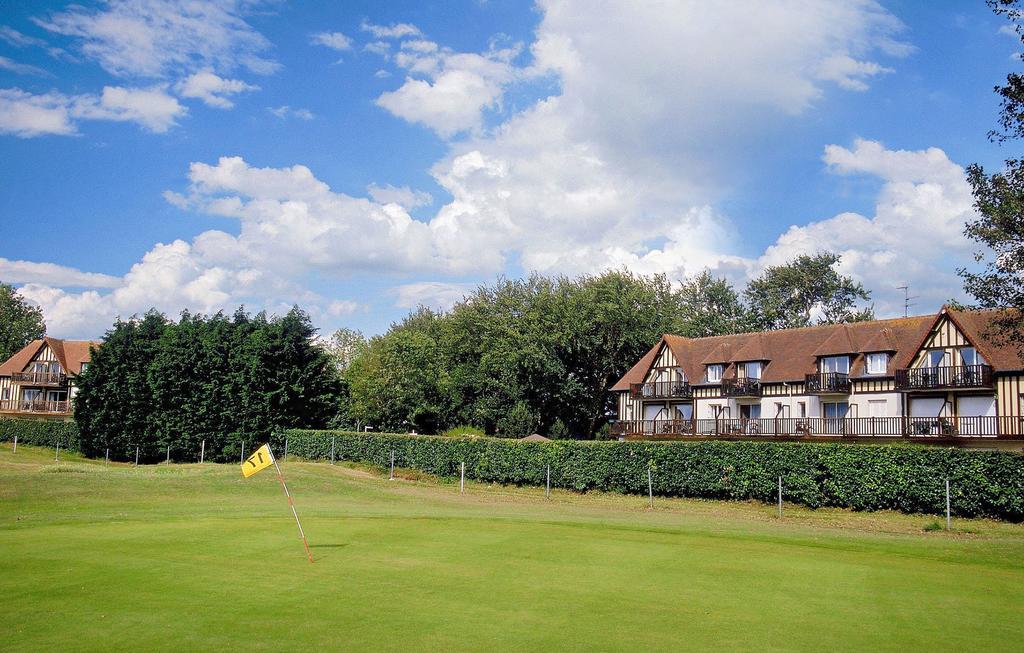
top-left (390, 450), bottom-right (395, 480)
top-left (55, 442), bottom-right (59, 461)
top-left (135, 446), bottom-right (139, 466)
top-left (946, 479), bottom-right (951, 531)
top-left (240, 440), bottom-right (245, 464)
top-left (546, 464), bottom-right (551, 499)
top-left (166, 445), bottom-right (170, 464)
top-left (330, 436), bottom-right (336, 465)
top-left (460, 462), bottom-right (465, 493)
top-left (647, 467), bottom-right (654, 509)
top-left (778, 476), bottom-right (783, 518)
top-left (12, 435), bottom-right (16, 454)
top-left (200, 439), bottom-right (205, 464)
top-left (284, 437), bottom-right (289, 462)
top-left (105, 448), bottom-right (109, 465)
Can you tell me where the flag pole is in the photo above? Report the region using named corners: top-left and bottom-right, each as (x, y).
top-left (271, 448), bottom-right (314, 564)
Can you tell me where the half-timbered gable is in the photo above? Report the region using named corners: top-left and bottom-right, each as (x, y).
top-left (610, 307), bottom-right (1024, 444)
top-left (0, 337), bottom-right (97, 420)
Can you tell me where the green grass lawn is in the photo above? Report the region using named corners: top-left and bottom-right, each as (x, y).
top-left (2, 443), bottom-right (1024, 652)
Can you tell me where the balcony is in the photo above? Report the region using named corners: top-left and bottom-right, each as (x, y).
top-left (609, 416), bottom-right (1018, 440)
top-left (12, 371), bottom-right (67, 386)
top-left (894, 365), bottom-right (994, 391)
top-left (805, 372), bottom-right (851, 394)
top-left (629, 380), bottom-right (692, 400)
top-left (0, 399), bottom-right (72, 414)
top-left (721, 377), bottom-right (761, 397)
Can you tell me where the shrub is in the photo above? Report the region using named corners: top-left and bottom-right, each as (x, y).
top-left (0, 418), bottom-right (80, 451)
top-left (442, 425), bottom-right (486, 438)
top-left (284, 429), bottom-right (1024, 521)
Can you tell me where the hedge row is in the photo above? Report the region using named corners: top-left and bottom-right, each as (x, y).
top-left (285, 430), bottom-right (1024, 521)
top-left (0, 418), bottom-right (80, 451)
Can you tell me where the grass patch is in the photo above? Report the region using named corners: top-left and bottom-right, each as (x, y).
top-left (2, 443), bottom-right (1024, 651)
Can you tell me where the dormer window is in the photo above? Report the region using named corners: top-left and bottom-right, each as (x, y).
top-left (706, 364), bottom-right (723, 383)
top-left (865, 353), bottom-right (888, 375)
top-left (820, 356), bottom-right (849, 375)
top-left (743, 362), bottom-right (762, 380)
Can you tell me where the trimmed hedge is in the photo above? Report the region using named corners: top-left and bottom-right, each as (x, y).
top-left (285, 429), bottom-right (1024, 521)
top-left (0, 418), bottom-right (80, 451)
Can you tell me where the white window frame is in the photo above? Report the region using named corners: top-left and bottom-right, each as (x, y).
top-left (706, 364), bottom-right (723, 383)
top-left (820, 356), bottom-right (850, 374)
top-left (744, 361), bottom-right (762, 380)
top-left (865, 353), bottom-right (888, 375)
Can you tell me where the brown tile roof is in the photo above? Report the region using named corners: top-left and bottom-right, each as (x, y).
top-left (610, 308), bottom-right (1024, 391)
top-left (0, 337), bottom-right (98, 376)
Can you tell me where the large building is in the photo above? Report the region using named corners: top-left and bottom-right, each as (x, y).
top-left (609, 307), bottom-right (1024, 444)
top-left (0, 338), bottom-right (96, 420)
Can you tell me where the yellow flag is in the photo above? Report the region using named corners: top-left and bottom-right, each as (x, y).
top-left (241, 444), bottom-right (275, 478)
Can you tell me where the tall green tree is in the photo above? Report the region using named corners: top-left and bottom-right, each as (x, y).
top-left (676, 271), bottom-right (749, 338)
top-left (744, 252), bottom-right (873, 331)
top-left (959, 0), bottom-right (1024, 353)
top-left (0, 282), bottom-right (46, 362)
top-left (74, 310), bottom-right (168, 460)
top-left (76, 306), bottom-right (341, 462)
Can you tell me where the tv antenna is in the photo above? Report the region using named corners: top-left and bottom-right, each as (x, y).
top-left (896, 284), bottom-right (918, 318)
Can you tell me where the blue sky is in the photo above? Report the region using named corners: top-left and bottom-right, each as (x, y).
top-left (0, 0), bottom-right (1018, 339)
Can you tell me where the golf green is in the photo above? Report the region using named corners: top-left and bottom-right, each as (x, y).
top-left (2, 443), bottom-right (1023, 652)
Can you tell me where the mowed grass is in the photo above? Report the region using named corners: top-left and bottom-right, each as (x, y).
top-left (2, 444), bottom-right (1024, 652)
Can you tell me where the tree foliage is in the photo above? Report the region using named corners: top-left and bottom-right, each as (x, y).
top-left (74, 307), bottom-right (341, 462)
top-left (960, 0), bottom-right (1024, 352)
top-left (744, 253), bottom-right (873, 331)
top-left (345, 262), bottom-right (873, 438)
top-left (0, 282), bottom-right (46, 362)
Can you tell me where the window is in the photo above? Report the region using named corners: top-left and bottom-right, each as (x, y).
top-left (823, 401), bottom-right (849, 419)
top-left (926, 349), bottom-right (948, 368)
top-left (80, 363), bottom-right (89, 373)
top-left (866, 353), bottom-right (888, 375)
top-left (960, 347), bottom-right (986, 367)
top-left (797, 401), bottom-right (806, 418)
top-left (706, 364), bottom-right (723, 383)
top-left (868, 400), bottom-right (887, 418)
top-left (740, 404), bottom-right (761, 419)
top-left (820, 356), bottom-right (850, 374)
top-left (673, 404), bottom-right (693, 420)
top-left (744, 361), bottom-right (762, 380)
top-left (1, 388), bottom-right (9, 400)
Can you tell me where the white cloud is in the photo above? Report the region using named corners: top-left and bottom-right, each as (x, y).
top-left (71, 85), bottom-right (186, 132)
top-left (0, 56), bottom-right (51, 77)
top-left (366, 183), bottom-right (432, 209)
top-left (0, 88), bottom-right (75, 137)
top-left (174, 69), bottom-right (257, 108)
top-left (373, 37), bottom-right (522, 136)
top-left (0, 26), bottom-right (48, 48)
top-left (360, 21), bottom-right (421, 39)
top-left (390, 282), bottom-right (474, 311)
top-left (268, 105), bottom-right (314, 120)
top-left (0, 85), bottom-right (186, 137)
top-left (311, 31), bottom-right (353, 51)
top-left (757, 139), bottom-right (975, 315)
top-left (33, 0), bottom-right (278, 78)
top-left (19, 2), bottom-right (947, 337)
top-left (0, 258), bottom-right (121, 288)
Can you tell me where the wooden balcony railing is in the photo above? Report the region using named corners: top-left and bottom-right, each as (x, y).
top-left (721, 378), bottom-right (761, 397)
top-left (894, 365), bottom-right (994, 391)
top-left (629, 380), bottom-right (692, 400)
top-left (0, 399), bottom-right (72, 414)
top-left (11, 371), bottom-right (67, 386)
top-left (805, 372), bottom-right (851, 394)
top-left (609, 415), bottom-right (1021, 439)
